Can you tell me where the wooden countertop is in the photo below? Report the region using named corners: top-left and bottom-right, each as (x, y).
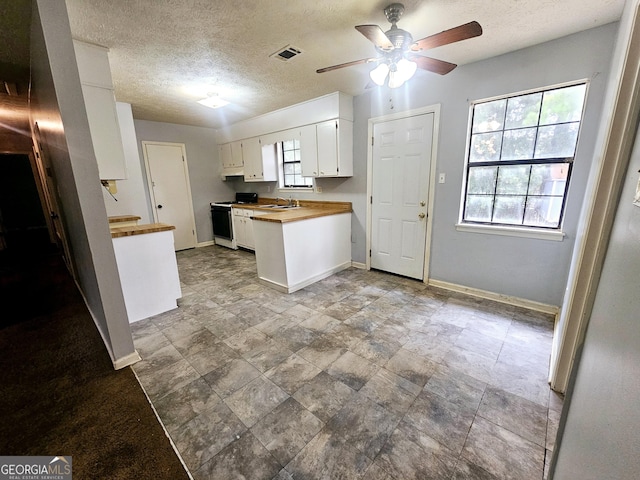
top-left (231, 199), bottom-right (352, 224)
top-left (108, 215), bottom-right (142, 224)
top-left (110, 223), bottom-right (176, 238)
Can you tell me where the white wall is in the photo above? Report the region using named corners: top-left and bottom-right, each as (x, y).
top-left (31, 0), bottom-right (135, 365)
top-left (101, 102), bottom-right (151, 223)
top-left (133, 119), bottom-right (235, 244)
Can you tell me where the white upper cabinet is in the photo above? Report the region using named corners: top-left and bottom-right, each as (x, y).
top-left (243, 137), bottom-right (277, 182)
top-left (301, 119), bottom-right (353, 178)
top-left (219, 140), bottom-right (244, 177)
top-left (216, 92), bottom-right (354, 180)
top-left (73, 40), bottom-right (127, 180)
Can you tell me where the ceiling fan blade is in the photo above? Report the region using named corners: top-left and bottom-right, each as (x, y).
top-left (410, 55), bottom-right (457, 75)
top-left (355, 25), bottom-right (394, 50)
top-left (411, 21), bottom-right (483, 51)
top-left (316, 57), bottom-right (378, 74)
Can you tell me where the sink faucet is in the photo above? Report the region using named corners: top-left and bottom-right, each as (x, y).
top-left (275, 197), bottom-right (285, 206)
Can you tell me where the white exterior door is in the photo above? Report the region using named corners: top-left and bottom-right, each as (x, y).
top-left (371, 113), bottom-right (434, 280)
top-left (143, 142), bottom-right (196, 251)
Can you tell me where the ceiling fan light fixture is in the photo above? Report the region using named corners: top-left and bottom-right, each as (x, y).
top-left (370, 63), bottom-right (390, 86)
top-left (396, 58), bottom-right (417, 81)
top-left (197, 94), bottom-right (230, 109)
top-left (371, 58), bottom-right (416, 88)
top-left (387, 69), bottom-right (404, 89)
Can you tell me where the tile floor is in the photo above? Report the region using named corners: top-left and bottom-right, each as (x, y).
top-left (131, 245), bottom-right (562, 480)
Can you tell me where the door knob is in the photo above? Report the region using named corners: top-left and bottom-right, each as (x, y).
top-left (418, 213), bottom-right (426, 219)
top-left (420, 201), bottom-right (426, 206)
top-left (157, 205), bottom-right (163, 209)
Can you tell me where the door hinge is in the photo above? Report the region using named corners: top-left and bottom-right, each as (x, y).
top-left (371, 136), bottom-right (374, 146)
top-left (182, 156), bottom-right (185, 162)
top-left (369, 249), bottom-right (372, 257)
top-left (370, 196), bottom-right (373, 204)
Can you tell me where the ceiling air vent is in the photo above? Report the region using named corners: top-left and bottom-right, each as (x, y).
top-left (270, 45), bottom-right (302, 62)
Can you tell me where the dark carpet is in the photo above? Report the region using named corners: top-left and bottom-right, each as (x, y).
top-left (0, 249), bottom-right (190, 479)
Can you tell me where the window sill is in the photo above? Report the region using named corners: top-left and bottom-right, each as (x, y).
top-left (278, 187), bottom-right (314, 192)
top-left (455, 223), bottom-right (566, 241)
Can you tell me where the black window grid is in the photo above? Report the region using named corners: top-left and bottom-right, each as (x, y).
top-left (463, 84), bottom-right (586, 229)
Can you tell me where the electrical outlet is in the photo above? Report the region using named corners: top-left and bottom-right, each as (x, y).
top-left (438, 173), bottom-right (446, 184)
top-left (316, 186), bottom-right (323, 193)
top-left (267, 185), bottom-right (271, 192)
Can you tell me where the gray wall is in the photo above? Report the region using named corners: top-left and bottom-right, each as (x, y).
top-left (133, 119), bottom-right (236, 244)
top-left (364, 23), bottom-right (617, 306)
top-left (31, 0), bottom-right (134, 362)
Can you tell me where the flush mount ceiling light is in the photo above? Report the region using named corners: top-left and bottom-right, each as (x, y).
top-left (197, 94), bottom-right (230, 109)
top-left (316, 3), bottom-right (482, 89)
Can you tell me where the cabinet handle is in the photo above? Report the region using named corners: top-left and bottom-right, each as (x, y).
top-left (320, 171), bottom-right (324, 175)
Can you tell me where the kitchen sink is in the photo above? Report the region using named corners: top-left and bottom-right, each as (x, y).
top-left (262, 204), bottom-right (301, 209)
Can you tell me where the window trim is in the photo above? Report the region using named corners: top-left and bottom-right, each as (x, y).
top-left (458, 79), bottom-right (590, 233)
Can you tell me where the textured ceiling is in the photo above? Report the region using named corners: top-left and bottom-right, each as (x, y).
top-left (7, 1), bottom-right (627, 130)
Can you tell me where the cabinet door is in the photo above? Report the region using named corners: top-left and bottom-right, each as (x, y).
top-left (230, 141), bottom-right (244, 167)
top-left (220, 143), bottom-right (234, 169)
top-left (316, 120), bottom-right (338, 177)
top-left (242, 137), bottom-right (263, 181)
top-left (300, 124), bottom-right (318, 177)
top-left (81, 84), bottom-right (127, 179)
top-left (232, 208), bottom-right (245, 246)
top-left (244, 210), bottom-right (255, 249)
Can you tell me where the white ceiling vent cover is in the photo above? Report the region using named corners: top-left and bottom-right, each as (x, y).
top-left (270, 45), bottom-right (302, 62)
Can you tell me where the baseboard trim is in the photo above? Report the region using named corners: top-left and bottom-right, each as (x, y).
top-left (427, 279), bottom-right (560, 315)
top-left (197, 240), bottom-right (214, 247)
top-left (73, 278), bottom-right (143, 371)
top-left (351, 261), bottom-right (366, 269)
top-left (259, 261), bottom-right (352, 294)
top-left (113, 350), bottom-right (142, 370)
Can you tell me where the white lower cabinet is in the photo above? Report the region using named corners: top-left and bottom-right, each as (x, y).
top-left (233, 208), bottom-right (259, 250)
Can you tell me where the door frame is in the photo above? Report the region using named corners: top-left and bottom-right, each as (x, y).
top-left (142, 141), bottom-right (197, 248)
top-left (549, 1), bottom-right (640, 393)
top-left (366, 104), bottom-right (441, 282)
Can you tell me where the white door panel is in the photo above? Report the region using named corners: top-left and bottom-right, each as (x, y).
top-left (144, 142), bottom-right (196, 251)
top-left (371, 114), bottom-right (434, 280)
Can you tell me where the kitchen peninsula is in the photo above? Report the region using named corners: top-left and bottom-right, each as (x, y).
top-left (235, 200), bottom-right (352, 293)
top-left (110, 220), bottom-right (181, 323)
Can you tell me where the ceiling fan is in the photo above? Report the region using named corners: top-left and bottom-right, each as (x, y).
top-left (316, 3), bottom-right (482, 88)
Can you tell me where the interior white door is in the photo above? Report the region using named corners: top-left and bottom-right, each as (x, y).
top-left (143, 142), bottom-right (196, 251)
top-left (371, 113), bottom-right (434, 280)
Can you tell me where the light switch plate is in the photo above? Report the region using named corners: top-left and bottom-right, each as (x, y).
top-left (438, 173), bottom-right (446, 184)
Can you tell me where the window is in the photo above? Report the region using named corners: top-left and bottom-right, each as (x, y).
top-left (462, 83), bottom-right (587, 229)
top-left (278, 139), bottom-right (313, 188)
